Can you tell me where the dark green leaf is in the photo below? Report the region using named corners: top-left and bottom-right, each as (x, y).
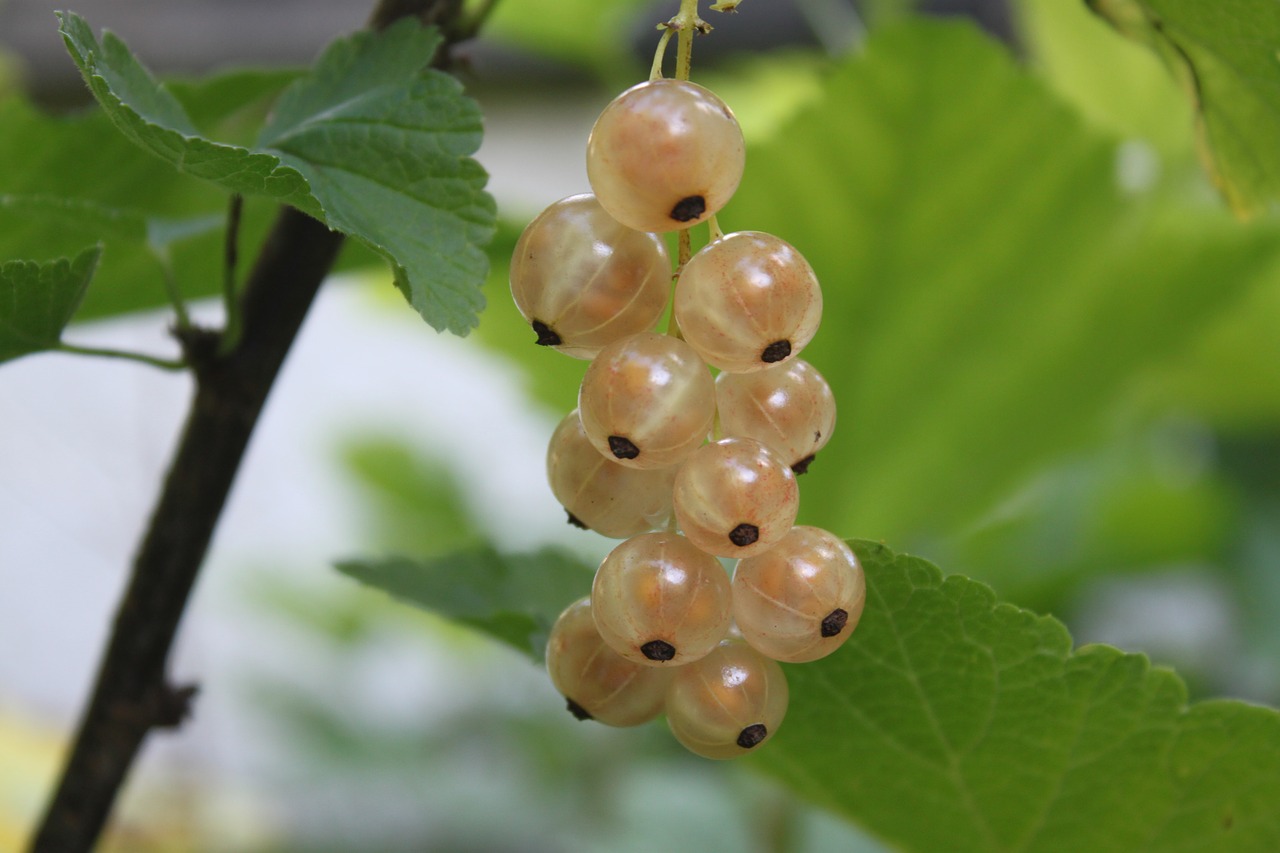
top-left (0, 246), bottom-right (101, 363)
top-left (59, 13), bottom-right (496, 333)
top-left (755, 540), bottom-right (1280, 853)
top-left (1086, 0), bottom-right (1280, 216)
top-left (336, 547), bottom-right (593, 660)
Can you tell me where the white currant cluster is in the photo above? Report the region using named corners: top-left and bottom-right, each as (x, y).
top-left (511, 22), bottom-right (864, 761)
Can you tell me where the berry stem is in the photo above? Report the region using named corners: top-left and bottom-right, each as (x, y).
top-left (649, 26), bottom-right (675, 80)
top-left (675, 0), bottom-right (700, 82)
top-left (709, 214), bottom-right (725, 242)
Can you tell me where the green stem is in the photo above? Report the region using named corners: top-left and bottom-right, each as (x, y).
top-left (675, 0), bottom-right (699, 81)
top-left (57, 343), bottom-right (186, 371)
top-left (649, 27), bottom-right (675, 80)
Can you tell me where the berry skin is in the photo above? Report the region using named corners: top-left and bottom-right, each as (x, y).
top-left (732, 527), bottom-right (866, 663)
top-left (672, 438), bottom-right (799, 559)
top-left (587, 79), bottom-right (745, 233)
top-left (578, 331), bottom-right (716, 470)
top-left (714, 359), bottom-right (836, 473)
top-left (546, 410), bottom-right (676, 538)
top-left (673, 231), bottom-right (822, 373)
top-left (546, 597), bottom-right (674, 726)
top-left (510, 194), bottom-right (671, 359)
top-left (592, 531), bottom-right (733, 667)
top-left (665, 640), bottom-right (789, 760)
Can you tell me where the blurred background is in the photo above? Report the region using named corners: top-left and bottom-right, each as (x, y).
top-left (2, 0), bottom-right (1278, 849)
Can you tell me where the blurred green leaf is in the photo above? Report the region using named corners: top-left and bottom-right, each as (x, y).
top-left (755, 540), bottom-right (1280, 853)
top-left (1018, 0), bottom-right (1192, 158)
top-left (340, 436), bottom-right (482, 555)
top-left (0, 96), bottom-right (257, 320)
top-left (336, 547), bottom-right (593, 660)
top-left (718, 21), bottom-right (1280, 550)
top-left (60, 13), bottom-right (496, 334)
top-left (1086, 0), bottom-right (1280, 216)
top-left (0, 246), bottom-right (101, 363)
top-left (941, 420), bottom-right (1236, 611)
top-left (485, 0), bottom-right (652, 78)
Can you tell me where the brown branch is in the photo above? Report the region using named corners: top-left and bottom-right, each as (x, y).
top-left (28, 2), bottom-right (476, 850)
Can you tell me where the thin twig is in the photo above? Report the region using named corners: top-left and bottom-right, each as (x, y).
top-left (56, 342), bottom-right (186, 371)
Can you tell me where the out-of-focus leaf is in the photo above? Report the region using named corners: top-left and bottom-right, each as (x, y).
top-left (336, 547), bottom-right (593, 660)
top-left (0, 96), bottom-right (254, 320)
top-left (1086, 0), bottom-right (1280, 216)
top-left (60, 13), bottom-right (496, 333)
top-left (719, 21), bottom-right (1280, 550)
top-left (485, 0), bottom-right (652, 78)
top-left (755, 540), bottom-right (1280, 853)
top-left (942, 420), bottom-right (1236, 610)
top-left (0, 246), bottom-right (101, 364)
top-left (1019, 0), bottom-right (1191, 157)
top-left (340, 437), bottom-right (482, 555)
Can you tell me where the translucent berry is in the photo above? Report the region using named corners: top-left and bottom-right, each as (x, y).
top-left (715, 359), bottom-right (836, 473)
top-left (546, 597), bottom-right (674, 726)
top-left (674, 231), bottom-right (822, 373)
top-left (732, 526), bottom-right (866, 663)
top-left (665, 640), bottom-right (789, 760)
top-left (546, 410), bottom-right (676, 538)
top-left (510, 194), bottom-right (671, 359)
top-left (592, 531), bottom-right (733, 667)
top-left (672, 438), bottom-right (799, 559)
top-left (587, 79), bottom-right (745, 233)
top-left (579, 331), bottom-right (716, 470)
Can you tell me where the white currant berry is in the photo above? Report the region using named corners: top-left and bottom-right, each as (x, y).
top-left (665, 640), bottom-right (789, 760)
top-left (578, 331), bottom-right (716, 470)
top-left (674, 231), bottom-right (822, 373)
top-left (546, 410), bottom-right (676, 537)
top-left (546, 597), bottom-right (674, 726)
top-left (715, 359), bottom-right (836, 473)
top-left (672, 437), bottom-right (799, 559)
top-left (732, 526), bottom-right (866, 663)
top-left (592, 531), bottom-right (732, 666)
top-left (586, 79), bottom-right (745, 233)
top-left (510, 193), bottom-right (671, 359)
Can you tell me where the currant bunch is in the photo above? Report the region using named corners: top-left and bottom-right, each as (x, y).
top-left (514, 1), bottom-right (863, 761)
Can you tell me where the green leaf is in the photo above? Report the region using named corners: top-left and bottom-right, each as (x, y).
top-left (339, 436), bottom-right (483, 555)
top-left (716, 21), bottom-right (1280, 551)
top-left (59, 13), bottom-right (496, 333)
top-left (336, 547), bottom-right (593, 660)
top-left (336, 535), bottom-right (1280, 850)
top-left (755, 541), bottom-right (1280, 852)
top-left (0, 96), bottom-right (242, 320)
top-left (1085, 0), bottom-right (1280, 216)
top-left (486, 0), bottom-right (653, 78)
top-left (0, 246), bottom-right (102, 363)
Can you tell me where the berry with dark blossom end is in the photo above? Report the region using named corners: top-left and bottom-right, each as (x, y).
top-left (578, 332), bottom-right (715, 471)
top-left (732, 526), bottom-right (866, 663)
top-left (592, 531), bottom-right (732, 667)
top-left (665, 641), bottom-right (789, 760)
top-left (672, 438), bottom-right (799, 559)
top-left (587, 79), bottom-right (744, 233)
top-left (546, 597), bottom-right (673, 727)
top-left (511, 193), bottom-right (670, 359)
top-left (674, 231), bottom-right (822, 373)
